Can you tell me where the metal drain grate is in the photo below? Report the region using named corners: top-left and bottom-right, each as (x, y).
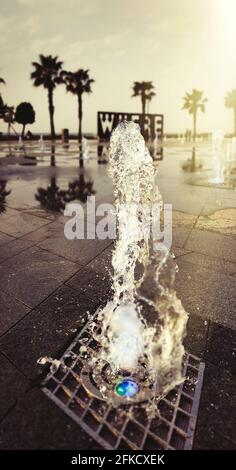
top-left (42, 318), bottom-right (205, 450)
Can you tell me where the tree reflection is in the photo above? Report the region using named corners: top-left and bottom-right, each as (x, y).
top-left (182, 147), bottom-right (202, 173)
top-left (0, 180), bottom-right (11, 215)
top-left (35, 146), bottom-right (95, 212)
top-left (65, 149), bottom-right (95, 203)
top-left (35, 145), bottom-right (66, 212)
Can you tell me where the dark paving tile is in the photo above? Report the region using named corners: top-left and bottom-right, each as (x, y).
top-left (0, 290), bottom-right (30, 336)
top-left (0, 353), bottom-right (29, 421)
top-left (184, 313), bottom-right (209, 358)
top-left (0, 285), bottom-right (99, 379)
top-left (171, 247), bottom-right (191, 259)
top-left (66, 266), bottom-right (112, 302)
top-left (23, 221), bottom-right (65, 243)
top-left (0, 231), bottom-right (14, 247)
top-left (38, 234), bottom-right (112, 265)
top-left (0, 388), bottom-right (101, 450)
top-left (178, 251), bottom-right (236, 276)
top-left (194, 362), bottom-right (236, 448)
top-left (0, 238), bottom-right (35, 263)
top-left (185, 229), bottom-right (236, 262)
top-left (87, 243), bottom-right (113, 275)
top-left (172, 227), bottom-right (191, 249)
top-left (175, 259), bottom-right (236, 330)
top-left (0, 213), bottom-right (50, 238)
top-left (205, 323), bottom-right (236, 375)
top-left (0, 207), bottom-right (19, 220)
top-left (22, 207), bottom-right (56, 221)
top-left (0, 246), bottom-right (80, 308)
top-left (194, 430), bottom-right (236, 450)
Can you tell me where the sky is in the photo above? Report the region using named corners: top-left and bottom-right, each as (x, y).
top-left (0, 0), bottom-right (236, 135)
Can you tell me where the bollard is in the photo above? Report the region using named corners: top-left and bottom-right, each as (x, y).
top-left (62, 128), bottom-right (69, 143)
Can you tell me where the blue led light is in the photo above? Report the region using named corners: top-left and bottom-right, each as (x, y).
top-left (115, 379), bottom-right (139, 397)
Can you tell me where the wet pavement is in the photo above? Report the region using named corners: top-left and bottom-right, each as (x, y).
top-left (0, 139), bottom-right (235, 449)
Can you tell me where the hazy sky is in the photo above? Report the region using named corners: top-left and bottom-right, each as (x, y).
top-left (1, 0), bottom-right (236, 134)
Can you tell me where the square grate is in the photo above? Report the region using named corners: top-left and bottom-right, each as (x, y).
top-left (42, 318), bottom-right (205, 450)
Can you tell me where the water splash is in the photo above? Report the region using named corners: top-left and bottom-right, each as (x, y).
top-left (94, 121), bottom-right (188, 399)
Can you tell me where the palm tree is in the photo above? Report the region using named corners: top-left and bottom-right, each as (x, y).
top-left (31, 55), bottom-right (63, 139)
top-left (225, 89), bottom-right (236, 137)
top-left (132, 81), bottom-right (156, 115)
top-left (61, 69), bottom-right (94, 142)
top-left (182, 89), bottom-right (207, 141)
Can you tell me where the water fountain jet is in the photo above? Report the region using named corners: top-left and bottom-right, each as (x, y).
top-left (90, 121), bottom-right (188, 403)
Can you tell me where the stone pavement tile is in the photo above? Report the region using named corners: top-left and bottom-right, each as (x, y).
top-left (22, 221), bottom-right (63, 243)
top-left (21, 207), bottom-right (56, 221)
top-left (184, 313), bottom-right (209, 358)
top-left (0, 207), bottom-right (19, 220)
top-left (194, 363), bottom-right (236, 449)
top-left (87, 243), bottom-right (113, 275)
top-left (185, 229), bottom-right (236, 262)
top-left (171, 247), bottom-right (191, 259)
top-left (172, 227), bottom-right (191, 248)
top-left (0, 212), bottom-right (50, 238)
top-left (0, 238), bottom-right (35, 263)
top-left (175, 259), bottom-right (236, 330)
top-left (38, 233), bottom-right (112, 265)
top-left (0, 290), bottom-right (30, 337)
top-left (0, 285), bottom-right (99, 379)
top-left (0, 246), bottom-right (80, 308)
top-left (0, 353), bottom-right (29, 421)
top-left (195, 208), bottom-right (236, 236)
top-left (172, 211), bottom-right (198, 228)
top-left (177, 251), bottom-right (236, 276)
top-left (194, 430), bottom-right (235, 450)
top-left (66, 266), bottom-right (112, 302)
top-left (205, 323), bottom-right (236, 375)
top-left (0, 388), bottom-right (100, 450)
top-left (0, 232), bottom-right (14, 247)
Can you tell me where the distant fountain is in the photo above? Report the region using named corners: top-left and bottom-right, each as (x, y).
top-left (82, 137), bottom-right (89, 160)
top-left (89, 122), bottom-right (188, 403)
top-left (17, 136), bottom-right (23, 150)
top-left (39, 134), bottom-right (45, 152)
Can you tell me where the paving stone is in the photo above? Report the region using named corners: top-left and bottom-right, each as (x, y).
top-left (194, 430), bottom-right (236, 450)
top-left (0, 238), bottom-right (35, 263)
top-left (0, 388), bottom-right (100, 450)
top-left (205, 323), bottom-right (236, 375)
top-left (185, 229), bottom-right (236, 262)
top-left (195, 208), bottom-right (236, 235)
top-left (0, 285), bottom-right (99, 379)
top-left (66, 265), bottom-right (112, 302)
top-left (171, 247), bottom-right (191, 259)
top-left (0, 212), bottom-right (50, 238)
top-left (0, 290), bottom-right (30, 336)
top-left (0, 207), bottom-right (19, 220)
top-left (0, 353), bottom-right (29, 421)
top-left (38, 233), bottom-right (112, 265)
top-left (184, 313), bottom-right (209, 358)
top-left (172, 226), bottom-right (191, 248)
top-left (178, 251), bottom-right (236, 276)
top-left (23, 221), bottom-right (63, 243)
top-left (194, 363), bottom-right (236, 448)
top-left (0, 246), bottom-right (80, 308)
top-left (175, 259), bottom-right (236, 330)
top-left (0, 232), bottom-right (14, 247)
top-left (87, 243), bottom-right (113, 275)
